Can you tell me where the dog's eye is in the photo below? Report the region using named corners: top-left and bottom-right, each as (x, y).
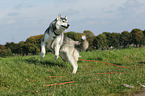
top-left (62, 20), bottom-right (65, 22)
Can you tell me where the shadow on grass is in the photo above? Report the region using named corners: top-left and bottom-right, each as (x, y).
top-left (136, 62), bottom-right (145, 67)
top-left (112, 63), bottom-right (123, 66)
top-left (87, 57), bottom-right (103, 61)
top-left (40, 60), bottom-right (64, 67)
top-left (137, 62), bottom-right (145, 64)
top-left (23, 57), bottom-right (64, 68)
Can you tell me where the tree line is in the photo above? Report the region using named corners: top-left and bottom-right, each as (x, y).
top-left (0, 28), bottom-right (145, 57)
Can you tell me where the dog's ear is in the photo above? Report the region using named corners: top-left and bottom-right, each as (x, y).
top-left (65, 16), bottom-right (67, 19)
top-left (57, 13), bottom-right (61, 20)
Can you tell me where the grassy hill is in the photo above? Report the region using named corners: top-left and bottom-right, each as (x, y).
top-left (0, 47), bottom-right (145, 95)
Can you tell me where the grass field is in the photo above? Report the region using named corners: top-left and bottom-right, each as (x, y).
top-left (0, 47), bottom-right (145, 96)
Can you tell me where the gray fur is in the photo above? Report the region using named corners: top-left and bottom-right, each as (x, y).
top-left (58, 35), bottom-right (89, 74)
top-left (40, 14), bottom-right (70, 58)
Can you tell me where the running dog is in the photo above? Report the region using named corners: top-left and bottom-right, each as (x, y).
top-left (41, 14), bottom-right (89, 74)
top-left (40, 14), bottom-right (70, 59)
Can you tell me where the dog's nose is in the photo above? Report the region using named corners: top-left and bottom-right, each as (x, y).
top-left (67, 24), bottom-right (70, 27)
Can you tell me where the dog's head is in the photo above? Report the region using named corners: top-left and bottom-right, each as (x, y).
top-left (56, 13), bottom-right (70, 29)
top-left (50, 14), bottom-right (70, 35)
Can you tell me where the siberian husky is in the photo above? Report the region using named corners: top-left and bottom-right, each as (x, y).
top-left (40, 14), bottom-right (70, 59)
top-left (51, 35), bottom-right (89, 74)
top-left (41, 14), bottom-right (89, 74)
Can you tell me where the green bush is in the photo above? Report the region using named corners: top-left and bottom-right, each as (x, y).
top-left (64, 31), bottom-right (85, 41)
top-left (120, 31), bottom-right (131, 48)
top-left (26, 34), bottom-right (43, 54)
top-left (130, 28), bottom-right (145, 47)
top-left (0, 45), bottom-right (13, 57)
top-left (93, 34), bottom-right (109, 50)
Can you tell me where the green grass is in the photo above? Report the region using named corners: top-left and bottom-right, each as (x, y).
top-left (0, 47), bottom-right (145, 95)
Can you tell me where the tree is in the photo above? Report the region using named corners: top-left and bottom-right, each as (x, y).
top-left (0, 45), bottom-right (12, 57)
top-left (93, 34), bottom-right (109, 50)
top-left (17, 41), bottom-right (28, 55)
top-left (102, 32), bottom-right (112, 47)
top-left (143, 30), bottom-right (145, 45)
top-left (25, 34), bottom-right (43, 54)
top-left (143, 30), bottom-right (145, 36)
top-left (120, 31), bottom-right (130, 48)
top-left (5, 42), bottom-right (19, 54)
top-left (83, 30), bottom-right (95, 39)
top-left (130, 29), bottom-right (145, 47)
top-left (83, 30), bottom-right (95, 50)
top-left (103, 32), bottom-right (120, 49)
top-left (110, 33), bottom-right (121, 48)
top-left (64, 31), bottom-right (85, 41)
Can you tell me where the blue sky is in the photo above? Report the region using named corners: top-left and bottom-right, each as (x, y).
top-left (1, 0), bottom-right (145, 44)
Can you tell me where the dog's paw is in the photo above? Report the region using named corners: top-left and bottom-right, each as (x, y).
top-left (40, 53), bottom-right (45, 58)
top-left (72, 67), bottom-right (78, 74)
top-left (72, 70), bottom-right (77, 74)
top-left (54, 55), bottom-right (59, 60)
top-left (72, 71), bottom-right (76, 74)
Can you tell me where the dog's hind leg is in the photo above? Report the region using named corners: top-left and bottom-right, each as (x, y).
top-left (66, 52), bottom-right (78, 74)
top-left (60, 52), bottom-right (68, 62)
top-left (73, 49), bottom-right (79, 63)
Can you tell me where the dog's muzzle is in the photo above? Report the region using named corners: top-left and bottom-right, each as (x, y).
top-left (61, 24), bottom-right (70, 29)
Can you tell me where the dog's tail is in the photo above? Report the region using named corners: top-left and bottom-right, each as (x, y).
top-left (76, 35), bottom-right (89, 51)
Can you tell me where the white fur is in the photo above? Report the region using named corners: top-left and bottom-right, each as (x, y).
top-left (40, 32), bottom-right (54, 58)
top-left (60, 48), bottom-right (79, 74)
top-left (40, 14), bottom-right (69, 59)
top-left (59, 36), bottom-right (89, 74)
top-left (51, 33), bottom-right (64, 59)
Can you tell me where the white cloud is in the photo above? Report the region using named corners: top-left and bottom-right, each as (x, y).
top-left (1, 0), bottom-right (145, 44)
top-left (7, 12), bottom-right (21, 16)
top-left (62, 9), bottom-right (79, 15)
top-left (117, 0), bottom-right (145, 17)
top-left (6, 19), bottom-right (17, 24)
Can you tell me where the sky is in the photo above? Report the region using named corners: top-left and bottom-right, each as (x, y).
top-left (1, 0), bottom-right (145, 44)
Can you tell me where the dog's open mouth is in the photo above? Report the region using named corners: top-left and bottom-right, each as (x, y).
top-left (61, 24), bottom-right (70, 29)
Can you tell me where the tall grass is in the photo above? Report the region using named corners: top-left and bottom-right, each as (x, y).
top-left (0, 47), bottom-right (145, 95)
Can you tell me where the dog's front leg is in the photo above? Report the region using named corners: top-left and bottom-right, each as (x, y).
top-left (54, 44), bottom-right (60, 60)
top-left (40, 40), bottom-right (46, 58)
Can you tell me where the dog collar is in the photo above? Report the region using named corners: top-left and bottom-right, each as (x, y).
top-left (54, 31), bottom-right (60, 36)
